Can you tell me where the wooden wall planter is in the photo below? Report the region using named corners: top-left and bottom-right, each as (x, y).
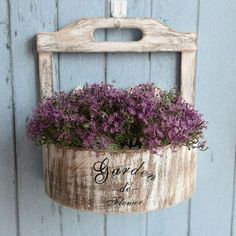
top-left (37, 17), bottom-right (197, 214)
top-left (44, 145), bottom-right (196, 213)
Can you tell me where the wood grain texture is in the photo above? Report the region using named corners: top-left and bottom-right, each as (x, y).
top-left (53, 1), bottom-right (106, 235)
top-left (232, 146), bottom-right (236, 236)
top-left (181, 51), bottom-right (196, 105)
top-left (190, 0), bottom-right (236, 235)
top-left (43, 145), bottom-right (196, 214)
top-left (39, 53), bottom-right (54, 99)
top-left (57, 0), bottom-right (106, 92)
top-left (10, 1), bottom-right (63, 235)
top-left (0, 0), bottom-right (17, 235)
top-left (37, 18), bottom-right (197, 53)
top-left (105, 1), bottom-right (151, 234)
top-left (147, 1), bottom-right (199, 235)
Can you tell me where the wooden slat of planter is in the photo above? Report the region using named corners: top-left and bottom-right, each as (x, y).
top-left (43, 145), bottom-right (196, 214)
top-left (181, 51), bottom-right (196, 105)
top-left (37, 18), bottom-right (198, 104)
top-left (37, 18), bottom-right (197, 53)
top-left (38, 53), bottom-right (54, 100)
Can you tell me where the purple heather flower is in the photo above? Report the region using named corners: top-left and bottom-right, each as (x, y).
top-left (26, 83), bottom-right (207, 151)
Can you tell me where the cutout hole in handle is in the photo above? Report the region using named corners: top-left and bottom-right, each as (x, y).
top-left (93, 28), bottom-right (143, 42)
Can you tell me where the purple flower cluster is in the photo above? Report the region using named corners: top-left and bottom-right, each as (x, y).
top-left (27, 83), bottom-right (207, 151)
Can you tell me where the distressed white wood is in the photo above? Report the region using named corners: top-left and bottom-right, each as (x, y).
top-left (181, 51), bottom-right (196, 105)
top-left (38, 53), bottom-right (54, 100)
top-left (44, 145), bottom-right (196, 214)
top-left (37, 18), bottom-right (197, 53)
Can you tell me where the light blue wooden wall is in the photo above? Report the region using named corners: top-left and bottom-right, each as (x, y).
top-left (0, 0), bottom-right (235, 235)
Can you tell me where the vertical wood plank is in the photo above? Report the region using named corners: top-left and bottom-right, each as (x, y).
top-left (54, 0), bottom-right (106, 235)
top-left (38, 53), bottom-right (54, 99)
top-left (181, 51), bottom-right (196, 105)
top-left (57, 0), bottom-right (106, 92)
top-left (232, 146), bottom-right (236, 236)
top-left (150, 52), bottom-right (181, 90)
top-left (10, 0), bottom-right (63, 235)
top-left (105, 0), bottom-right (151, 235)
top-left (147, 1), bottom-right (199, 236)
top-left (190, 0), bottom-right (236, 235)
top-left (0, 0), bottom-right (17, 235)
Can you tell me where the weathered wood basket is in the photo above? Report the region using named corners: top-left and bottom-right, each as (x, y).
top-left (43, 145), bottom-right (196, 213)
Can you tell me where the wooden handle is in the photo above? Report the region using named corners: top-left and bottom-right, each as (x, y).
top-left (38, 17), bottom-right (197, 105)
top-left (37, 18), bottom-right (197, 53)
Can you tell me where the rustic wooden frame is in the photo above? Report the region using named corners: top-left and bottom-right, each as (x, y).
top-left (37, 17), bottom-right (197, 104)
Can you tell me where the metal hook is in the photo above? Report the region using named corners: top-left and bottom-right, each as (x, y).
top-left (116, 19), bottom-right (121, 28)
